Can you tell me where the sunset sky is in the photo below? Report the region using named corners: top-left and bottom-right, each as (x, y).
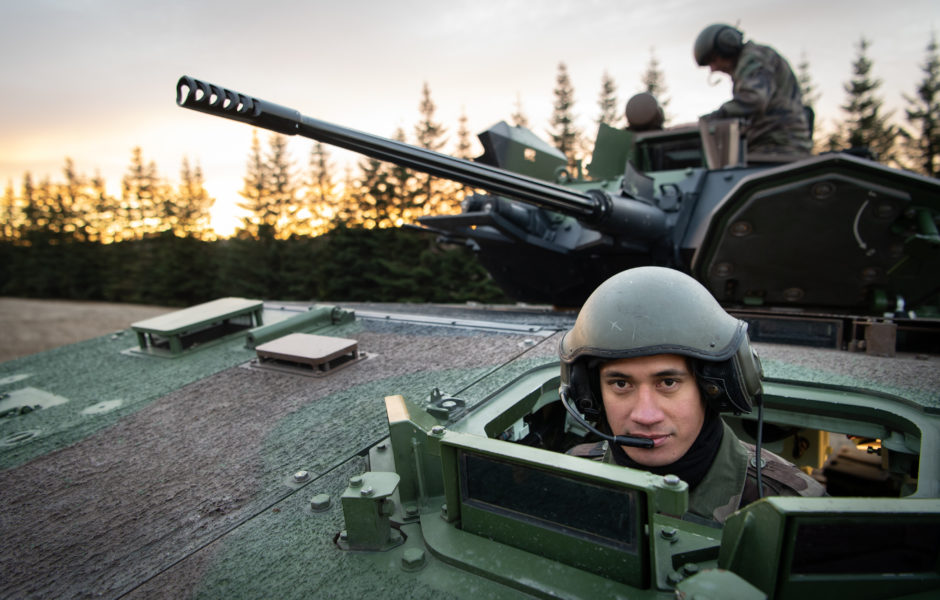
top-left (2, 0), bottom-right (937, 235)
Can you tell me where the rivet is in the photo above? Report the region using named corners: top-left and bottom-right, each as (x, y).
top-left (713, 262), bottom-right (733, 278)
top-left (293, 470), bottom-right (310, 483)
top-left (360, 486), bottom-right (374, 497)
top-left (310, 494), bottom-right (331, 511)
top-left (431, 425), bottom-right (446, 436)
top-left (661, 527), bottom-right (679, 541)
top-left (811, 181), bottom-right (835, 199)
top-left (376, 442), bottom-right (387, 451)
top-left (663, 474), bottom-right (681, 487)
top-left (729, 221), bottom-right (752, 237)
top-left (349, 475), bottom-right (363, 488)
top-left (682, 562), bottom-right (700, 576)
top-left (441, 400), bottom-right (456, 409)
top-left (401, 548), bottom-right (427, 571)
top-left (404, 504), bottom-right (419, 517)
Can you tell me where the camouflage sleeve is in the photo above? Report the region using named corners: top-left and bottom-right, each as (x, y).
top-left (714, 48), bottom-right (774, 119)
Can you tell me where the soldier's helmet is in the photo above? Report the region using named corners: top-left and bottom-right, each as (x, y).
top-left (625, 92), bottom-right (665, 132)
top-left (693, 24), bottom-right (744, 66)
top-left (558, 267), bottom-right (762, 419)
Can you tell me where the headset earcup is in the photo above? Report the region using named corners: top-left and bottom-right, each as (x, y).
top-left (694, 358), bottom-right (754, 415)
top-left (715, 26), bottom-right (742, 57)
top-left (569, 361), bottom-right (602, 420)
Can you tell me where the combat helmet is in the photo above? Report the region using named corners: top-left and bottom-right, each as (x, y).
top-left (625, 92), bottom-right (665, 132)
top-left (693, 23), bottom-right (744, 66)
top-left (559, 267), bottom-right (762, 420)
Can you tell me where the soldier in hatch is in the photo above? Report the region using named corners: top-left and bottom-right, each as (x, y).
top-left (693, 23), bottom-right (812, 157)
top-left (559, 267), bottom-right (824, 525)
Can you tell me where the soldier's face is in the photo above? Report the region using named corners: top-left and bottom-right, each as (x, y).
top-left (599, 354), bottom-right (705, 467)
top-left (708, 56), bottom-right (735, 75)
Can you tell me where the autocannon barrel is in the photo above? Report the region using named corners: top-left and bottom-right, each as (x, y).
top-left (177, 75), bottom-right (604, 219)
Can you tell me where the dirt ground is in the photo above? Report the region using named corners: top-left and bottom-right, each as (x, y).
top-left (0, 297), bottom-right (174, 362)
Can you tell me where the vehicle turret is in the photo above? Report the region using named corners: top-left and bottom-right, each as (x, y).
top-left (177, 76), bottom-right (940, 314)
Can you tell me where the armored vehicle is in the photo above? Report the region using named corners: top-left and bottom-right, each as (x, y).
top-left (173, 76), bottom-right (940, 316)
top-left (1, 297), bottom-right (938, 599)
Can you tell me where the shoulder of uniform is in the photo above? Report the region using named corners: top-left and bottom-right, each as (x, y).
top-left (736, 42), bottom-right (777, 71)
top-left (740, 441), bottom-right (826, 498)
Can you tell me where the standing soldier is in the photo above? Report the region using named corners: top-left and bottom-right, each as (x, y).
top-left (694, 23), bottom-right (812, 158)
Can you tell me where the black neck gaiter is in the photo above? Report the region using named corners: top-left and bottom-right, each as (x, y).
top-left (609, 409), bottom-right (724, 489)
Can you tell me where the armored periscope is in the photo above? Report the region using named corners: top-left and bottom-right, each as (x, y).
top-left (1, 298), bottom-right (938, 598)
top-left (175, 75), bottom-right (940, 314)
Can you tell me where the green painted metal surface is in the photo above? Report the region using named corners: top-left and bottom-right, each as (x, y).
top-left (1, 301), bottom-right (938, 599)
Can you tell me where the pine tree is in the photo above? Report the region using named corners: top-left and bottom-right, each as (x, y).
top-left (597, 70), bottom-right (622, 128)
top-left (237, 130), bottom-right (272, 238)
top-left (548, 62), bottom-right (583, 167)
top-left (265, 133), bottom-right (297, 237)
top-left (19, 173), bottom-right (38, 241)
top-left (796, 52), bottom-right (821, 150)
top-left (453, 108), bottom-right (477, 205)
top-left (176, 157), bottom-right (215, 238)
top-left (120, 147), bottom-right (163, 240)
top-left (796, 52), bottom-right (820, 110)
top-left (36, 177), bottom-right (56, 237)
top-left (455, 108), bottom-right (474, 160)
top-left (640, 47), bottom-right (670, 122)
top-left (337, 163), bottom-right (357, 225)
top-left (903, 33), bottom-right (940, 177)
top-left (830, 38), bottom-right (900, 162)
top-left (388, 127), bottom-right (419, 224)
top-left (42, 168), bottom-right (68, 241)
top-left (353, 155), bottom-right (392, 228)
top-left (54, 158), bottom-right (90, 242)
top-left (87, 171), bottom-right (119, 243)
top-left (19, 173), bottom-right (57, 244)
top-left (1, 181), bottom-right (15, 242)
top-left (413, 83), bottom-right (451, 216)
top-left (303, 141), bottom-right (339, 235)
top-left (511, 93), bottom-right (530, 128)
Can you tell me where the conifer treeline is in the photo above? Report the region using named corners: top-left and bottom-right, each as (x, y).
top-left (0, 226), bottom-right (513, 306)
top-left (1, 38), bottom-right (938, 306)
top-left (3, 37), bottom-right (939, 246)
top-left (1, 153), bottom-right (214, 245)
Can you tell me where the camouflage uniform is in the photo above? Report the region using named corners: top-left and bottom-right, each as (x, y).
top-left (687, 421), bottom-right (825, 524)
top-left (708, 41), bottom-right (811, 156)
top-left (577, 421), bottom-right (825, 525)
